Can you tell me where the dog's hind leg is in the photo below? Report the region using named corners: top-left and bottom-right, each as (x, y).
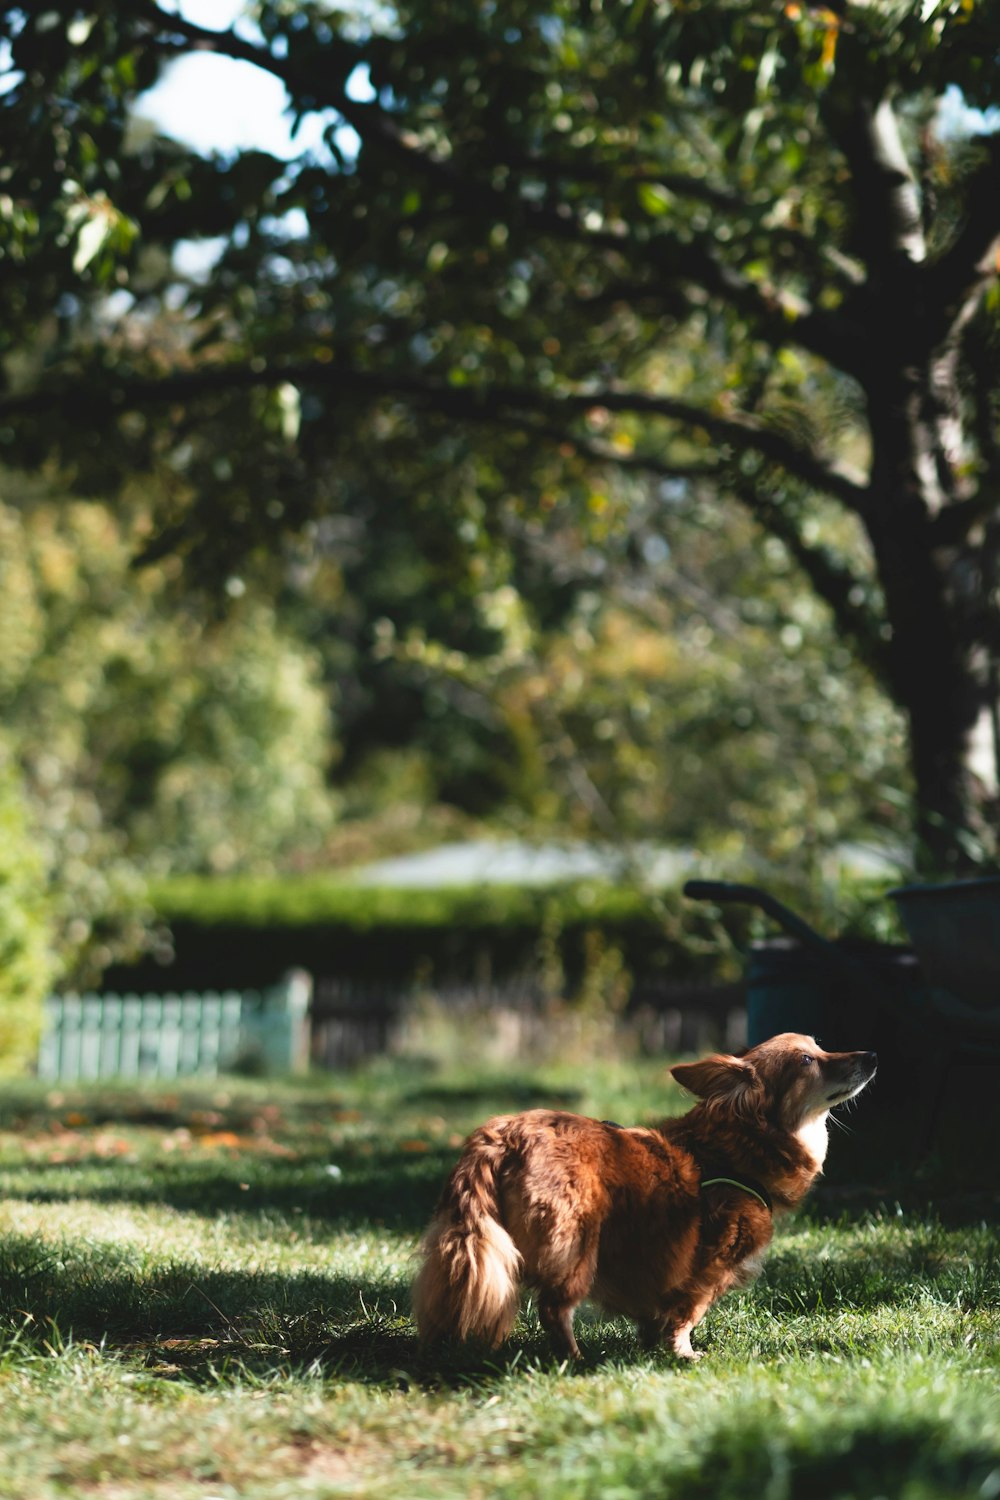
top-left (535, 1231), bottom-right (599, 1360)
top-left (537, 1291), bottom-right (582, 1360)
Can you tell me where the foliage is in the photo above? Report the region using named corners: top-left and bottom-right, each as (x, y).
top-left (111, 872), bottom-right (743, 991)
top-left (2, 0), bottom-right (1000, 874)
top-left (0, 485), bottom-right (162, 981)
top-left (114, 599), bottom-right (337, 876)
top-left (0, 757), bottom-right (55, 1075)
top-left (149, 872), bottom-right (658, 929)
top-left (275, 461), bottom-right (910, 873)
top-left (0, 1064), bottom-right (998, 1498)
top-left (113, 867), bottom-right (906, 998)
top-left (0, 480), bottom-right (340, 981)
top-left (415, 498), bottom-right (909, 866)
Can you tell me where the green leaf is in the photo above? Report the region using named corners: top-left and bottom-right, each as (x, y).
top-left (637, 182), bottom-right (673, 216)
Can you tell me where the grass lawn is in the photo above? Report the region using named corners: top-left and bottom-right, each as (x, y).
top-left (0, 1050), bottom-right (998, 1499)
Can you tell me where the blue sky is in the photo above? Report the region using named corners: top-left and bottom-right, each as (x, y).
top-left (141, 3), bottom-right (370, 271)
top-left (141, 1), bottom-right (363, 160)
top-left (140, 3), bottom-right (997, 157)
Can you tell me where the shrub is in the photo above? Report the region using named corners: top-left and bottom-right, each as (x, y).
top-left (102, 874), bottom-right (744, 995)
top-left (101, 869), bottom-right (905, 1002)
top-left (0, 760), bottom-right (56, 1074)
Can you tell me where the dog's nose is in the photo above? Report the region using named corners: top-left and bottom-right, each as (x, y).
top-left (861, 1051), bottom-right (877, 1071)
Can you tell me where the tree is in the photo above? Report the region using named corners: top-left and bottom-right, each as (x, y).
top-left (0, 480), bottom-right (338, 979)
top-left (1, 0), bottom-right (999, 869)
top-left (380, 477), bottom-right (908, 870)
top-left (0, 754), bottom-right (55, 1072)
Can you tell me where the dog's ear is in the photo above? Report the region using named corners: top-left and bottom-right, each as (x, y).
top-left (670, 1055), bottom-right (761, 1116)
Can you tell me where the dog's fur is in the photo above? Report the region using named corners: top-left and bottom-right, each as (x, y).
top-left (412, 1032), bottom-right (876, 1359)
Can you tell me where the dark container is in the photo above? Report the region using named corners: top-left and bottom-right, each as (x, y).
top-left (746, 937), bottom-right (922, 1058)
top-left (889, 876), bottom-right (1000, 1010)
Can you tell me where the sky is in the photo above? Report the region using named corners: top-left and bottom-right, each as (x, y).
top-left (140, 1), bottom-right (362, 161)
top-left (2, 4), bottom-right (996, 156)
top-left (140, 2), bottom-right (366, 272)
top-left (142, 3), bottom-right (997, 158)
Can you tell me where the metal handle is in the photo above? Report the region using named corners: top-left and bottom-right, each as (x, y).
top-left (683, 880), bottom-right (766, 906)
top-left (682, 879), bottom-right (832, 951)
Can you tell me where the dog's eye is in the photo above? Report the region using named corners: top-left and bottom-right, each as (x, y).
top-left (800, 1053), bottom-right (815, 1066)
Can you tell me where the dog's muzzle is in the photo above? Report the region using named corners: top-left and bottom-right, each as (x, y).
top-left (826, 1050), bottom-right (878, 1104)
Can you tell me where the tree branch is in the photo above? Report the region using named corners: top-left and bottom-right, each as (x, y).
top-left (924, 133), bottom-right (1000, 350)
top-left (0, 355), bottom-right (870, 511)
top-left (727, 477), bottom-right (889, 683)
top-left (133, 4), bottom-right (864, 375)
top-left (564, 388), bottom-right (869, 510)
top-left (490, 419), bottom-right (882, 659)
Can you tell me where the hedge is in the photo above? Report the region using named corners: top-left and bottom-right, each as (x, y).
top-left (100, 875), bottom-right (749, 995)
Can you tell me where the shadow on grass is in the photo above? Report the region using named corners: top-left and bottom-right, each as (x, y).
top-left (0, 1075), bottom-right (585, 1234)
top-left (0, 1146), bottom-right (451, 1232)
top-left (0, 1085), bottom-right (347, 1134)
top-left (632, 1411), bottom-right (1000, 1500)
top-left (3, 1204), bottom-right (997, 1396)
top-left (0, 1228), bottom-right (648, 1390)
top-left (402, 1081), bottom-right (581, 1111)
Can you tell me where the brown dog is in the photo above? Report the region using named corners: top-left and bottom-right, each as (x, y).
top-left (412, 1032), bottom-right (876, 1359)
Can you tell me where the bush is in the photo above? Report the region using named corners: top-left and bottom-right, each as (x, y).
top-left (0, 761), bottom-right (56, 1074)
top-left (101, 869), bottom-right (907, 1003)
top-left (102, 874), bottom-right (745, 995)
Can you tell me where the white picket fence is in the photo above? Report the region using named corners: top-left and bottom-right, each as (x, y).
top-left (37, 971), bottom-right (312, 1082)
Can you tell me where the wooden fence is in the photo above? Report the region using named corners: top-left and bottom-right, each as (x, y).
top-left (310, 975), bottom-right (746, 1068)
top-left (38, 971), bottom-right (312, 1082)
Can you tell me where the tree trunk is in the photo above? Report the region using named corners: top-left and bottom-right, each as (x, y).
top-left (832, 90), bottom-right (999, 873)
top-left (863, 360), bottom-right (992, 873)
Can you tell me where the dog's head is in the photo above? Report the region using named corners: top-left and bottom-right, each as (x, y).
top-left (670, 1033), bottom-right (877, 1131)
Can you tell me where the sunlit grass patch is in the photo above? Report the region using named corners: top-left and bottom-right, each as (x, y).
top-left (0, 1058), bottom-right (998, 1498)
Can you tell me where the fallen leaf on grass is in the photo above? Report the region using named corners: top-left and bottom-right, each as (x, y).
top-left (92, 1133), bottom-right (134, 1157)
top-left (157, 1128), bottom-right (302, 1158)
top-left (160, 1129), bottom-right (193, 1152)
top-left (252, 1104), bottom-right (285, 1125)
top-left (254, 1138), bottom-right (299, 1158)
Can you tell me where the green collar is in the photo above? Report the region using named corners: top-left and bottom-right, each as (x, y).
top-left (701, 1174), bottom-right (773, 1213)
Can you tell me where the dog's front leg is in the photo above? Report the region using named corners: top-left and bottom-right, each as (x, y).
top-left (648, 1206), bottom-right (770, 1359)
top-left (640, 1275), bottom-right (735, 1361)
top-left (664, 1295), bottom-right (714, 1361)
top-left (636, 1309), bottom-right (703, 1360)
top-left (636, 1313), bottom-right (672, 1352)
top-left (670, 1267), bottom-right (743, 1358)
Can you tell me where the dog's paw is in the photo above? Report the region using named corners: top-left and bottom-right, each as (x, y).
top-left (670, 1340), bottom-right (704, 1362)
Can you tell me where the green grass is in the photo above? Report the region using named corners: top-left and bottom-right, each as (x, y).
top-left (0, 1055), bottom-right (998, 1499)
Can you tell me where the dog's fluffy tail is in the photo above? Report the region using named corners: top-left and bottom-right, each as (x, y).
top-left (412, 1121), bottom-right (522, 1347)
